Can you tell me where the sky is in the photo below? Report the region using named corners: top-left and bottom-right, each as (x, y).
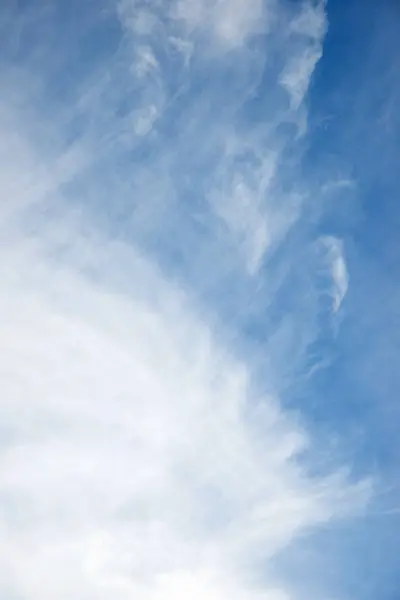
top-left (0, 1), bottom-right (399, 599)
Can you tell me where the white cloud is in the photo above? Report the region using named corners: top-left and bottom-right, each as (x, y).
top-left (112, 0), bottom-right (328, 279)
top-left (321, 236), bottom-right (349, 312)
top-left (0, 1), bottom-right (369, 599)
top-left (280, 1), bottom-right (327, 109)
top-left (210, 146), bottom-right (301, 274)
top-left (172, 0), bottom-right (268, 48)
top-left (118, 0), bottom-right (269, 50)
top-left (0, 212), bottom-right (368, 600)
top-left (280, 45), bottom-right (323, 110)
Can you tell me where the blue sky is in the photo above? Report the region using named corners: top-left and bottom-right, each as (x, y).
top-left (0, 1), bottom-right (399, 599)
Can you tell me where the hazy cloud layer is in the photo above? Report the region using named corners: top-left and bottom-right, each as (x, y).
top-left (0, 1), bottom-right (376, 600)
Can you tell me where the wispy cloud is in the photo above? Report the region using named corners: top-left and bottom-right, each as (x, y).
top-left (321, 236), bottom-right (349, 313)
top-left (0, 227), bottom-right (368, 599)
top-left (279, 0), bottom-right (326, 109)
top-left (0, 1), bottom-right (372, 599)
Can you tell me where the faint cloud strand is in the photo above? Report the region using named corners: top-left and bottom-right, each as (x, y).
top-left (280, 1), bottom-right (327, 109)
top-left (321, 236), bottom-right (349, 313)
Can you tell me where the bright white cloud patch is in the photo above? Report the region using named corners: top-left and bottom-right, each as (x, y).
top-left (0, 213), bottom-right (367, 600)
top-left (0, 1), bottom-right (370, 599)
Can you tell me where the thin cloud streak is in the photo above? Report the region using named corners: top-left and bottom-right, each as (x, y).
top-left (321, 236), bottom-right (349, 313)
